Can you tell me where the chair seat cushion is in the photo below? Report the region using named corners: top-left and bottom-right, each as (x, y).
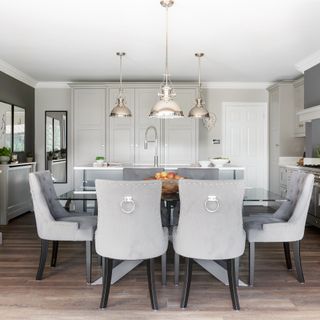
top-left (57, 215), bottom-right (97, 241)
top-left (244, 215), bottom-right (286, 231)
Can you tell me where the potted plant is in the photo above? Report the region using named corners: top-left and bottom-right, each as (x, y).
top-left (26, 152), bottom-right (33, 163)
top-left (0, 147), bottom-right (12, 164)
top-left (47, 151), bottom-right (53, 160)
top-left (96, 156), bottom-right (105, 164)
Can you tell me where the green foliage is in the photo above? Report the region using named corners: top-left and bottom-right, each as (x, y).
top-left (0, 147), bottom-right (11, 157)
top-left (96, 156), bottom-right (105, 161)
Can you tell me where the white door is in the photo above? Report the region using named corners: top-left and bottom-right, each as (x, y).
top-left (73, 88), bottom-right (106, 166)
top-left (108, 88), bottom-right (135, 164)
top-left (134, 88), bottom-right (161, 165)
top-left (163, 88), bottom-right (198, 165)
top-left (223, 103), bottom-right (268, 189)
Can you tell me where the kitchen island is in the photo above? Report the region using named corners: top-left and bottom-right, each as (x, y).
top-left (73, 164), bottom-right (245, 191)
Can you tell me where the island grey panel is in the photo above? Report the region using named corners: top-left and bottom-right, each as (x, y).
top-left (0, 71), bottom-right (34, 161)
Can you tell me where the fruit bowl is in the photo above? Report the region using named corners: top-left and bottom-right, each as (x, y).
top-left (209, 158), bottom-right (230, 168)
top-left (147, 171), bottom-right (184, 194)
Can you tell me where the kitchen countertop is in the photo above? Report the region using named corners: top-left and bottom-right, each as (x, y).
top-left (74, 164), bottom-right (245, 171)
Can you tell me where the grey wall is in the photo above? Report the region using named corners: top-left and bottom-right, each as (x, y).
top-left (0, 71), bottom-right (35, 161)
top-left (304, 63), bottom-right (320, 156)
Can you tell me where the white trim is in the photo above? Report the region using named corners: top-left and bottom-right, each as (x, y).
top-left (36, 82), bottom-right (70, 89)
top-left (222, 102), bottom-right (269, 189)
top-left (295, 50), bottom-right (320, 73)
top-left (202, 82), bottom-right (273, 90)
top-left (0, 58), bottom-right (37, 87)
top-left (297, 105), bottom-right (320, 123)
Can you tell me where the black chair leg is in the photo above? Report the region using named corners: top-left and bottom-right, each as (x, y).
top-left (180, 258), bottom-right (193, 308)
top-left (51, 241), bottom-right (59, 267)
top-left (36, 239), bottom-right (48, 280)
top-left (292, 240), bottom-right (305, 283)
top-left (147, 259), bottom-right (158, 310)
top-left (227, 259), bottom-right (240, 310)
top-left (283, 242), bottom-right (292, 270)
top-left (248, 242), bottom-right (255, 286)
top-left (85, 241), bottom-right (92, 284)
top-left (100, 257), bottom-right (113, 309)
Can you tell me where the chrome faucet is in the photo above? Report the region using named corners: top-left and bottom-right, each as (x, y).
top-left (144, 126), bottom-right (159, 167)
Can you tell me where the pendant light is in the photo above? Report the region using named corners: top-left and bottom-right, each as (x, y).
top-left (110, 52), bottom-right (132, 117)
top-left (149, 0), bottom-right (184, 119)
top-left (188, 53), bottom-right (209, 118)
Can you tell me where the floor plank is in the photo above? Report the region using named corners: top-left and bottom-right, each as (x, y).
top-left (1, 212), bottom-right (320, 320)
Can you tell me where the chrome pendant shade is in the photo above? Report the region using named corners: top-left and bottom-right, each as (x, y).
top-left (110, 52), bottom-right (132, 118)
top-left (149, 0), bottom-right (184, 119)
top-left (188, 53), bottom-right (209, 118)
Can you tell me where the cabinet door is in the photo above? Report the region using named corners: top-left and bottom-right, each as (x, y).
top-left (73, 88), bottom-right (106, 166)
top-left (294, 83), bottom-right (305, 137)
top-left (134, 88), bottom-right (161, 165)
top-left (108, 88), bottom-right (135, 164)
top-left (163, 88), bottom-right (198, 165)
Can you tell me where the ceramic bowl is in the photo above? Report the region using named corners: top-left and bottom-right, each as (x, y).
top-left (198, 160), bottom-right (211, 167)
top-left (209, 158), bottom-right (229, 167)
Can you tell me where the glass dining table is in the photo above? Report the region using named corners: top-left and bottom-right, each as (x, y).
top-left (57, 187), bottom-right (287, 287)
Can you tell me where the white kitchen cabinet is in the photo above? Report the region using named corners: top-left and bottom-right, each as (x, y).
top-left (163, 88), bottom-right (198, 165)
top-left (72, 83), bottom-right (198, 167)
top-left (268, 82), bottom-right (304, 193)
top-left (108, 88), bottom-right (135, 164)
top-left (294, 77), bottom-right (305, 137)
top-left (73, 88), bottom-right (107, 166)
top-left (134, 88), bottom-right (161, 165)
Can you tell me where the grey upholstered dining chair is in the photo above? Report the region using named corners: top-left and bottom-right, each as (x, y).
top-left (95, 179), bottom-right (168, 310)
top-left (244, 171), bottom-right (314, 286)
top-left (123, 167), bottom-right (164, 180)
top-left (173, 179), bottom-right (246, 310)
top-left (177, 167), bottom-right (218, 180)
top-left (29, 171), bottom-right (97, 283)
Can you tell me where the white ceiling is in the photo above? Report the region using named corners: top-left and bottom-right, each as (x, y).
top-left (0, 0), bottom-right (319, 83)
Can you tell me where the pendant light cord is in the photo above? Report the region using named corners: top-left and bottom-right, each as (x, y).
top-left (198, 55), bottom-right (201, 98)
top-left (119, 54), bottom-right (123, 97)
top-left (165, 5), bottom-right (169, 85)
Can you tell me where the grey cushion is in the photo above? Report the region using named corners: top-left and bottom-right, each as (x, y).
top-left (123, 168), bottom-right (164, 181)
top-left (177, 168), bottom-right (218, 180)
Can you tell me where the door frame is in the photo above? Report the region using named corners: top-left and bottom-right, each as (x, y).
top-left (222, 102), bottom-right (269, 189)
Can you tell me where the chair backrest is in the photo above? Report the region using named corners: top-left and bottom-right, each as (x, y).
top-left (95, 179), bottom-right (167, 260)
top-left (177, 168), bottom-right (219, 180)
top-left (274, 171), bottom-right (313, 221)
top-left (29, 172), bottom-right (56, 239)
top-left (174, 179), bottom-right (246, 260)
top-left (123, 167), bottom-right (164, 180)
top-left (287, 173), bottom-right (314, 238)
top-left (30, 171), bottom-right (69, 219)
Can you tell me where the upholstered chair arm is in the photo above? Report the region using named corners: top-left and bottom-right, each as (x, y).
top-left (38, 220), bottom-right (80, 241)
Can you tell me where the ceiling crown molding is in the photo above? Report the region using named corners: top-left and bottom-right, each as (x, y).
top-left (0, 58), bottom-right (37, 87)
top-left (295, 50), bottom-right (320, 73)
top-left (36, 82), bottom-right (70, 88)
top-left (202, 82), bottom-right (273, 89)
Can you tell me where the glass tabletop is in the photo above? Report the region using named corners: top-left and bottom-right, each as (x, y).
top-left (58, 188), bottom-right (287, 202)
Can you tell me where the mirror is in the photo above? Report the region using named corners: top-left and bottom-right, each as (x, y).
top-left (0, 101), bottom-right (12, 149)
top-left (45, 111), bottom-right (67, 183)
top-left (13, 106), bottom-right (25, 152)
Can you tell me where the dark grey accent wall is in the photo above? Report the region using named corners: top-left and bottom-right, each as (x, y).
top-left (305, 63), bottom-right (320, 108)
top-left (304, 63), bottom-right (320, 157)
top-left (0, 71), bottom-right (34, 161)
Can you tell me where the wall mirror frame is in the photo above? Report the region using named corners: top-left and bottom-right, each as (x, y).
top-left (45, 111), bottom-right (68, 183)
top-left (0, 100), bottom-right (26, 154)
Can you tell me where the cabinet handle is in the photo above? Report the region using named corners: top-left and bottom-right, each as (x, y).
top-left (299, 124), bottom-right (304, 128)
top-left (275, 144), bottom-right (280, 147)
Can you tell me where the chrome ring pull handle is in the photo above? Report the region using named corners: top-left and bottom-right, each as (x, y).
top-left (120, 196), bottom-right (136, 214)
top-left (204, 195), bottom-right (220, 213)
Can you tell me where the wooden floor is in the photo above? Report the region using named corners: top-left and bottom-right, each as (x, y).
top-left (1, 213), bottom-right (320, 320)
